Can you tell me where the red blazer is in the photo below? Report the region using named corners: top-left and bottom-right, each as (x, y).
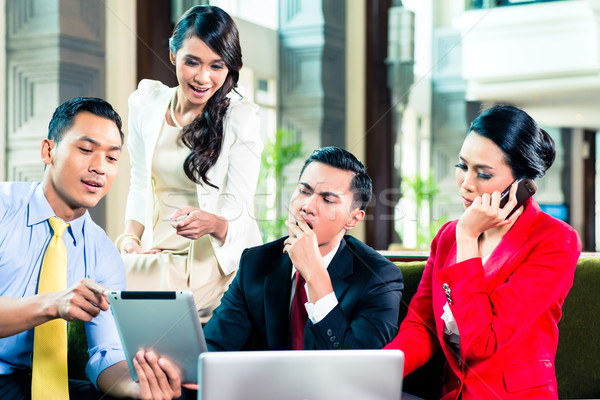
top-left (385, 199), bottom-right (581, 399)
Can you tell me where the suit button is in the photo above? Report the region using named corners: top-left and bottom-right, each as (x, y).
top-left (333, 342), bottom-right (340, 348)
top-left (329, 336), bottom-right (336, 342)
top-left (327, 329), bottom-right (333, 336)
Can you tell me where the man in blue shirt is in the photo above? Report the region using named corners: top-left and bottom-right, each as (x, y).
top-left (0, 97), bottom-right (181, 399)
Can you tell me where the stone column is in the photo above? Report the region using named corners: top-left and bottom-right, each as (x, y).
top-left (431, 28), bottom-right (468, 223)
top-left (5, 0), bottom-right (106, 224)
top-left (279, 0), bottom-right (346, 153)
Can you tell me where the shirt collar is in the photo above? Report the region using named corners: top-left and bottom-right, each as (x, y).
top-left (291, 240), bottom-right (342, 280)
top-left (27, 182), bottom-right (87, 245)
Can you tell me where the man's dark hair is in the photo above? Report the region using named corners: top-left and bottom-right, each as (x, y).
top-left (299, 146), bottom-right (372, 210)
top-left (48, 97), bottom-right (124, 144)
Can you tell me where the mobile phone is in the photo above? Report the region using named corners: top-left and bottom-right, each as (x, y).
top-left (499, 178), bottom-right (537, 219)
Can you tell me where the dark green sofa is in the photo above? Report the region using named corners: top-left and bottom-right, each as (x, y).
top-left (395, 257), bottom-right (600, 400)
top-left (67, 257), bottom-right (600, 399)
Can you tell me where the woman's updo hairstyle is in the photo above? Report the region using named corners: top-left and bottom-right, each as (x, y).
top-left (468, 105), bottom-right (555, 179)
top-left (169, 5), bottom-right (242, 189)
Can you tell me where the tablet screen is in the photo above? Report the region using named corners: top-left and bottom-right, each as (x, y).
top-left (106, 290), bottom-right (207, 383)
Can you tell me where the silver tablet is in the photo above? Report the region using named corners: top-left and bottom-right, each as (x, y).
top-left (106, 290), bottom-right (207, 383)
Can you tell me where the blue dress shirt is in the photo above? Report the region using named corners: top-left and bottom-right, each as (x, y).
top-left (0, 182), bottom-right (126, 387)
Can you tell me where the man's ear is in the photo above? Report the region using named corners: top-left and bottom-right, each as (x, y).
top-left (344, 208), bottom-right (365, 231)
top-left (41, 139), bottom-right (55, 166)
top-left (169, 52), bottom-right (176, 65)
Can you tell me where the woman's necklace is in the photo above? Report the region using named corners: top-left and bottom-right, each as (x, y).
top-left (169, 89), bottom-right (184, 130)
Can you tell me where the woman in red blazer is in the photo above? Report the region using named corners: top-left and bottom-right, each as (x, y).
top-left (385, 105), bottom-right (581, 399)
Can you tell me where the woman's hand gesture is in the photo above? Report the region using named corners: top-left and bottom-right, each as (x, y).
top-left (170, 207), bottom-right (228, 242)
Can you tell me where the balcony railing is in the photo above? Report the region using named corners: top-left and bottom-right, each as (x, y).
top-left (466, 0), bottom-right (569, 10)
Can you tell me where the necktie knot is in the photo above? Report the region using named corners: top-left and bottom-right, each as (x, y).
top-left (49, 217), bottom-right (69, 238)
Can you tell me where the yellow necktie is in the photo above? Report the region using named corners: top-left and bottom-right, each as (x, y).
top-left (31, 217), bottom-right (70, 400)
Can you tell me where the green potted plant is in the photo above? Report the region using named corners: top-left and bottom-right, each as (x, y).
top-left (257, 129), bottom-right (303, 241)
top-left (399, 172), bottom-right (447, 249)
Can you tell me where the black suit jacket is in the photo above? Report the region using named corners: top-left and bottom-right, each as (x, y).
top-left (204, 235), bottom-right (404, 351)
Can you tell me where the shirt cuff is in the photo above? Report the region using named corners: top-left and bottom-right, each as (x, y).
top-left (85, 344), bottom-right (126, 389)
top-left (305, 291), bottom-right (338, 324)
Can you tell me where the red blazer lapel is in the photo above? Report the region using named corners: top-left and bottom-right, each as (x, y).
top-left (484, 199), bottom-right (540, 283)
top-left (435, 200), bottom-right (541, 375)
top-left (434, 234), bottom-right (462, 374)
top-left (438, 199), bottom-right (543, 376)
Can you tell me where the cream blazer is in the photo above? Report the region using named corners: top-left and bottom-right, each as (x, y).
top-left (125, 79), bottom-right (264, 275)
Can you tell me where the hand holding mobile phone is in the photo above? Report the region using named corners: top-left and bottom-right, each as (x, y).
top-left (499, 178), bottom-right (537, 219)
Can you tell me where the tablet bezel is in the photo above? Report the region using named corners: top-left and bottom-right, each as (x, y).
top-left (106, 290), bottom-right (207, 383)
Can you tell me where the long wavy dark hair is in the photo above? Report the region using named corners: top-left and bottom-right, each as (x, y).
top-left (169, 5), bottom-right (242, 189)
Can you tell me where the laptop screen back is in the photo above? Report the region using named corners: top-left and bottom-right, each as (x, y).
top-left (198, 350), bottom-right (404, 400)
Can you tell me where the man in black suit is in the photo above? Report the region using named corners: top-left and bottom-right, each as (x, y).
top-left (204, 146), bottom-right (403, 351)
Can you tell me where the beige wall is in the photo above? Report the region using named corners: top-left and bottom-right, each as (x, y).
top-left (346, 1), bottom-right (366, 242)
top-left (105, 0), bottom-right (137, 240)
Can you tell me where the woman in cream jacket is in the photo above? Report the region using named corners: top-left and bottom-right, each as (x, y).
top-left (117, 6), bottom-right (263, 322)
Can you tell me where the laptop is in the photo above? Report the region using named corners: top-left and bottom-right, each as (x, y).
top-left (106, 290), bottom-right (207, 383)
top-left (197, 350), bottom-right (405, 400)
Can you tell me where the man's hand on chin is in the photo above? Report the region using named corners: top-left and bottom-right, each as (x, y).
top-left (284, 213), bottom-right (332, 303)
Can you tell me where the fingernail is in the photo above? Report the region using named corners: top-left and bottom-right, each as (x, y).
top-left (146, 352), bottom-right (154, 360)
top-left (158, 358), bottom-right (166, 366)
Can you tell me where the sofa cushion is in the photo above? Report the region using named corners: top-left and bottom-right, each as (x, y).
top-left (555, 257), bottom-right (600, 399)
top-left (67, 319), bottom-right (88, 381)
